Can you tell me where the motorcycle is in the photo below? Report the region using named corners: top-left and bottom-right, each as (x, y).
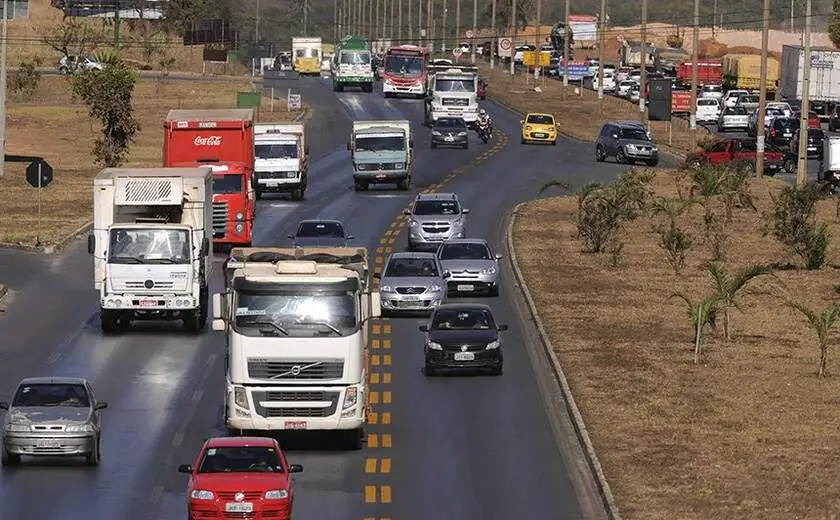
top-left (476, 119), bottom-right (492, 144)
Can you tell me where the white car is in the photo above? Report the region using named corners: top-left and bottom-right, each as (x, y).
top-left (696, 98), bottom-right (721, 123)
top-left (724, 89), bottom-right (749, 108)
top-left (57, 55), bottom-right (104, 74)
top-left (593, 71), bottom-right (616, 92)
top-left (718, 106), bottom-right (750, 132)
top-left (767, 101), bottom-right (793, 118)
top-left (616, 80), bottom-right (635, 97)
top-left (629, 83), bottom-right (641, 103)
top-left (629, 69), bottom-right (642, 84)
top-left (700, 84), bottom-right (724, 101)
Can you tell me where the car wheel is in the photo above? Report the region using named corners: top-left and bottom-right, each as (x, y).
top-left (424, 364), bottom-right (437, 377)
top-left (353, 181), bottom-right (368, 191)
top-left (254, 189), bottom-right (262, 200)
top-left (1, 446), bottom-right (20, 467)
top-left (397, 178), bottom-right (410, 191)
top-left (490, 364), bottom-right (503, 376)
top-left (100, 310), bottom-right (121, 335)
top-left (646, 158), bottom-right (659, 167)
top-left (291, 188), bottom-right (304, 201)
top-left (463, 142), bottom-right (469, 149)
top-left (616, 149), bottom-right (627, 164)
top-left (85, 437), bottom-right (100, 466)
top-left (521, 138), bottom-right (527, 145)
top-left (784, 157), bottom-right (797, 174)
top-left (488, 285), bottom-right (499, 297)
top-left (551, 140), bottom-right (557, 146)
top-left (431, 142), bottom-right (437, 149)
top-left (595, 145), bottom-right (606, 162)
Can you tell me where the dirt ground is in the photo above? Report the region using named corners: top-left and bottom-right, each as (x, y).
top-left (513, 170), bottom-right (840, 519)
top-left (480, 62), bottom-right (708, 157)
top-left (0, 75), bottom-right (302, 247)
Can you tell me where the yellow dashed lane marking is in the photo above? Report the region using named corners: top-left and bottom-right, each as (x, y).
top-left (383, 373), bottom-right (391, 384)
top-left (383, 354), bottom-right (392, 366)
top-left (382, 339), bottom-right (391, 349)
top-left (372, 339), bottom-right (381, 350)
top-left (370, 391), bottom-right (379, 404)
top-left (382, 412), bottom-right (391, 424)
top-left (364, 485), bottom-right (377, 503)
top-left (364, 457), bottom-right (392, 474)
top-left (381, 485), bottom-right (392, 504)
top-left (369, 411), bottom-right (378, 424)
top-left (384, 324), bottom-right (391, 334)
top-left (371, 355), bottom-right (380, 366)
top-left (368, 433), bottom-right (378, 447)
top-left (383, 391), bottom-right (392, 404)
top-left (382, 433), bottom-right (392, 448)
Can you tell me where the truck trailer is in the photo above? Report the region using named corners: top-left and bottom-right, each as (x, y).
top-left (780, 45), bottom-right (840, 120)
top-left (722, 54), bottom-right (779, 91)
top-left (213, 247), bottom-right (381, 449)
top-left (89, 167), bottom-right (214, 334)
top-left (348, 120), bottom-right (413, 191)
top-left (164, 109), bottom-right (256, 247)
top-left (253, 123), bottom-right (309, 201)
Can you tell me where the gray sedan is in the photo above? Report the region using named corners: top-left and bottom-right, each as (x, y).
top-left (375, 252), bottom-right (449, 315)
top-left (436, 238), bottom-right (502, 296)
top-left (1, 377), bottom-right (108, 466)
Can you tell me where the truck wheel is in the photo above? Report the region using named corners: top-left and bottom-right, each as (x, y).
top-left (364, 83), bottom-right (373, 93)
top-left (398, 178), bottom-right (410, 191)
top-left (183, 309), bottom-right (205, 334)
top-left (100, 310), bottom-right (121, 335)
top-left (342, 428), bottom-right (364, 450)
top-left (354, 181), bottom-right (368, 191)
top-left (424, 363), bottom-right (437, 377)
top-left (199, 287), bottom-right (209, 325)
top-left (291, 188), bottom-right (304, 201)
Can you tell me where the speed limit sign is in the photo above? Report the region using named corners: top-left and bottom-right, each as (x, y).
top-left (465, 30), bottom-right (474, 38)
top-left (498, 37), bottom-right (513, 57)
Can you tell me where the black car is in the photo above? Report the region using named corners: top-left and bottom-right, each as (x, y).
top-left (431, 117), bottom-right (469, 149)
top-left (768, 117), bottom-right (799, 147)
top-left (791, 127), bottom-right (825, 159)
top-left (419, 303), bottom-right (507, 376)
top-left (288, 219), bottom-right (353, 247)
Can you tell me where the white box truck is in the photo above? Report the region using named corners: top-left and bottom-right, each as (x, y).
top-left (780, 45), bottom-right (840, 120)
top-left (292, 37), bottom-right (323, 75)
top-left (88, 167), bottom-right (214, 334)
top-left (253, 123), bottom-right (309, 201)
top-left (213, 247), bottom-right (381, 449)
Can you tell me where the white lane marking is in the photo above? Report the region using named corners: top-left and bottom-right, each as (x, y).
top-left (171, 430), bottom-right (185, 448)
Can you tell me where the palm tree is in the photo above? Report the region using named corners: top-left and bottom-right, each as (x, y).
top-left (705, 263), bottom-right (772, 341)
top-left (788, 302), bottom-right (840, 377)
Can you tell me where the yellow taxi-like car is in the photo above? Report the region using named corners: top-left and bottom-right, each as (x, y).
top-left (520, 113), bottom-right (558, 145)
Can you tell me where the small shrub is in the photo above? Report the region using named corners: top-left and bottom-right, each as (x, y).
top-left (770, 183), bottom-right (828, 269)
top-left (10, 57), bottom-right (42, 100)
top-left (652, 197), bottom-right (693, 273)
top-left (720, 164), bottom-right (756, 221)
top-left (796, 224), bottom-right (831, 270)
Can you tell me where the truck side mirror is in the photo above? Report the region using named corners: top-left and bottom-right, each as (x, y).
top-left (87, 234), bottom-right (95, 255)
top-left (370, 292), bottom-right (381, 318)
top-left (409, 139), bottom-right (414, 148)
top-left (211, 292), bottom-right (227, 331)
top-left (346, 141), bottom-right (351, 151)
top-left (305, 144), bottom-right (310, 155)
top-left (201, 238), bottom-right (210, 257)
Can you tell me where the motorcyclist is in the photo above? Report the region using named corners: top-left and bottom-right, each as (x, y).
top-left (476, 108), bottom-right (492, 138)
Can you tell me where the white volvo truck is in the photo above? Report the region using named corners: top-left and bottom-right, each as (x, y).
top-left (89, 167), bottom-right (214, 334)
top-left (213, 247), bottom-right (381, 449)
top-left (253, 123), bottom-right (309, 201)
top-left (424, 65), bottom-right (480, 127)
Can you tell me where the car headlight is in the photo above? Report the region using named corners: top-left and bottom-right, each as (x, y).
top-left (409, 219), bottom-right (419, 227)
top-left (233, 386), bottom-right (249, 409)
top-left (342, 387), bottom-right (358, 409)
top-left (651, 146), bottom-right (659, 152)
top-left (481, 266), bottom-right (497, 275)
top-left (485, 340), bottom-right (500, 350)
top-left (65, 423), bottom-right (95, 433)
top-left (190, 490), bottom-right (215, 500)
top-left (235, 212), bottom-right (244, 221)
top-left (428, 285), bottom-right (442, 293)
top-left (427, 340), bottom-right (443, 351)
top-left (265, 489), bottom-right (289, 500)
top-left (432, 131), bottom-right (442, 136)
top-left (4, 423), bottom-right (29, 432)
top-left (380, 285), bottom-right (394, 293)
top-left (458, 132), bottom-right (467, 136)
top-left (394, 163), bottom-right (404, 169)
top-left (625, 144), bottom-right (638, 151)
top-left (525, 126), bottom-right (532, 131)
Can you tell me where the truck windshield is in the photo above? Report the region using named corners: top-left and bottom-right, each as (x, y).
top-left (214, 175), bottom-right (242, 194)
top-left (385, 56), bottom-right (423, 76)
top-left (340, 51), bottom-right (371, 65)
top-left (234, 291), bottom-right (359, 337)
top-left (108, 228), bottom-right (191, 264)
top-left (255, 143), bottom-right (297, 159)
top-left (435, 79), bottom-right (475, 92)
top-left (355, 135), bottom-right (405, 152)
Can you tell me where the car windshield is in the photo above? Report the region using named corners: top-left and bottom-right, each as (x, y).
top-left (213, 174), bottom-right (243, 194)
top-left (621, 128), bottom-right (650, 141)
top-left (255, 143), bottom-right (297, 159)
top-left (698, 99), bottom-right (718, 106)
top-left (439, 242), bottom-right (491, 260)
top-left (526, 115), bottom-right (554, 125)
top-left (432, 308), bottom-right (496, 330)
top-left (776, 118), bottom-right (798, 129)
top-left (703, 86), bottom-right (722, 92)
top-left (740, 95), bottom-right (759, 103)
top-left (12, 383), bottom-right (90, 408)
top-left (413, 200), bottom-right (460, 215)
top-left (435, 118), bottom-right (466, 129)
top-left (234, 289), bottom-right (359, 337)
top-left (385, 55), bottom-right (424, 76)
top-left (340, 50), bottom-right (371, 65)
top-left (297, 221), bottom-right (344, 238)
top-left (726, 107), bottom-right (747, 115)
top-left (108, 227), bottom-right (191, 264)
top-left (355, 134), bottom-right (405, 152)
top-left (767, 108), bottom-right (783, 116)
top-left (435, 79), bottom-right (475, 92)
top-left (198, 446), bottom-right (284, 473)
top-left (384, 257), bottom-right (439, 277)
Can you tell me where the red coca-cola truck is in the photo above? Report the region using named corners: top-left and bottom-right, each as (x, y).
top-left (163, 109), bottom-right (256, 247)
top-left (676, 59), bottom-right (722, 86)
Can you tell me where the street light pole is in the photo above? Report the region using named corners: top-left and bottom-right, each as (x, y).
top-left (534, 0), bottom-right (542, 79)
top-left (596, 0), bottom-right (605, 109)
top-left (0, 0), bottom-right (7, 179)
top-left (456, 0), bottom-right (461, 52)
top-left (640, 0), bottom-right (648, 120)
top-left (796, 0), bottom-right (812, 187)
top-left (756, 0), bottom-right (770, 177)
top-left (509, 0), bottom-right (517, 75)
top-left (689, 0), bottom-right (699, 143)
top-left (563, 0), bottom-right (569, 91)
top-left (490, 0), bottom-right (497, 69)
top-left (471, 0), bottom-right (477, 63)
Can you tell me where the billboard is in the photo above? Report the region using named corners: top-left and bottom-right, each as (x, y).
top-left (568, 15), bottom-right (597, 44)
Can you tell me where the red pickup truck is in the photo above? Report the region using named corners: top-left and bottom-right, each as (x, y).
top-left (685, 137), bottom-right (785, 175)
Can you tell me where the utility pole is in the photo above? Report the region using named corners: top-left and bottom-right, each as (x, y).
top-left (376, 0), bottom-right (381, 39)
top-left (456, 0), bottom-right (461, 51)
top-left (114, 0), bottom-right (121, 46)
top-left (304, 0), bottom-right (308, 36)
top-left (383, 0), bottom-right (388, 40)
top-left (563, 0), bottom-right (569, 91)
top-left (399, 0), bottom-right (403, 42)
top-left (689, 0), bottom-right (699, 142)
top-left (640, 0), bottom-right (648, 119)
top-left (471, 0), bottom-right (477, 63)
top-left (418, 0), bottom-right (423, 46)
top-left (797, 0), bottom-right (812, 187)
top-left (756, 0), bottom-right (770, 177)
top-left (334, 0), bottom-right (338, 41)
top-left (490, 0), bottom-right (497, 68)
top-left (509, 0), bottom-right (517, 75)
top-left (409, 0), bottom-right (413, 42)
top-left (0, 0), bottom-right (7, 179)
top-left (534, 0), bottom-right (542, 78)
top-left (427, 0), bottom-right (433, 51)
top-left (596, 0), bottom-right (605, 109)
top-left (442, 0), bottom-right (447, 53)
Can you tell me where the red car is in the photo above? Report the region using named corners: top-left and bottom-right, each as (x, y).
top-left (793, 110), bottom-right (821, 129)
top-left (179, 436), bottom-right (303, 520)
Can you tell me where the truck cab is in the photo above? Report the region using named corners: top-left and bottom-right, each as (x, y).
top-left (253, 124), bottom-right (309, 201)
top-left (205, 163), bottom-right (255, 245)
top-left (332, 36), bottom-right (374, 92)
top-left (292, 37), bottom-right (323, 75)
top-left (424, 66), bottom-right (480, 127)
top-left (348, 120), bottom-right (413, 192)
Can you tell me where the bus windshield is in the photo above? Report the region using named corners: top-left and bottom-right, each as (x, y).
top-left (385, 55), bottom-right (424, 76)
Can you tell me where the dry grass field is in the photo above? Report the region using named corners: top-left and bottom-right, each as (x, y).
top-left (513, 168), bottom-right (840, 519)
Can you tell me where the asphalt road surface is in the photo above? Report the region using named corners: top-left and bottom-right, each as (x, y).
top-left (0, 75), bottom-right (679, 520)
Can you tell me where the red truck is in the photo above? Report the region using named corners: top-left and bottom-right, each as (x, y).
top-left (676, 59), bottom-right (722, 86)
top-left (164, 109), bottom-right (256, 247)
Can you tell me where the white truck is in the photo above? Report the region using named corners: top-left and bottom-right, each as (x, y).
top-left (88, 167), bottom-right (213, 334)
top-left (780, 45), bottom-right (840, 121)
top-left (424, 65), bottom-right (480, 127)
top-left (292, 37), bottom-right (323, 75)
top-left (213, 247), bottom-right (381, 449)
top-left (349, 120), bottom-right (413, 191)
top-left (253, 123), bottom-right (309, 201)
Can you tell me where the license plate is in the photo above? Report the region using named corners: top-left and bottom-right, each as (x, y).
top-left (36, 439), bottom-right (60, 448)
top-left (376, 174), bottom-right (388, 179)
top-left (138, 299), bottom-right (157, 307)
top-left (401, 295), bottom-right (420, 301)
top-left (454, 352), bottom-right (475, 361)
top-left (445, 136), bottom-right (454, 141)
top-left (456, 284), bottom-right (475, 292)
top-left (784, 133), bottom-right (792, 136)
top-left (808, 147), bottom-right (817, 151)
top-left (284, 421), bottom-right (307, 430)
top-left (225, 502), bottom-right (254, 513)
top-left (534, 133), bottom-right (546, 137)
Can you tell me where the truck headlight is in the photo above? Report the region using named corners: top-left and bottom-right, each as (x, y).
top-left (65, 423), bottom-right (95, 433)
top-left (394, 163), bottom-right (404, 169)
top-left (265, 489), bottom-right (289, 500)
top-left (236, 212), bottom-right (244, 221)
top-left (432, 131), bottom-right (441, 136)
top-left (426, 340), bottom-right (442, 351)
top-left (190, 490), bottom-right (215, 500)
top-left (485, 340), bottom-right (500, 350)
top-left (233, 386), bottom-right (249, 409)
top-left (342, 387), bottom-right (358, 409)
top-left (458, 132), bottom-right (467, 136)
top-left (235, 223), bottom-right (244, 234)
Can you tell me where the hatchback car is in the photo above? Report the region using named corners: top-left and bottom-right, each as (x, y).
top-left (717, 106), bottom-right (749, 132)
top-left (1, 377), bottom-right (108, 466)
top-left (57, 55), bottom-right (104, 74)
top-left (288, 219), bottom-right (352, 247)
top-left (696, 98), bottom-right (721, 123)
top-left (595, 121), bottom-right (659, 166)
top-left (405, 192), bottom-right (469, 251)
top-left (376, 252), bottom-right (449, 314)
top-left (419, 303), bottom-right (508, 376)
top-left (616, 80), bottom-right (635, 98)
top-left (723, 89), bottom-right (748, 108)
top-left (436, 238), bottom-right (502, 296)
top-left (179, 436), bottom-right (303, 520)
top-left (520, 113), bottom-right (558, 145)
top-left (768, 117), bottom-right (799, 147)
top-left (431, 117), bottom-right (469, 149)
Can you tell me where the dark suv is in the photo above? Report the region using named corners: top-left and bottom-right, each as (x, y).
top-left (595, 121), bottom-right (659, 166)
top-left (768, 117), bottom-right (799, 148)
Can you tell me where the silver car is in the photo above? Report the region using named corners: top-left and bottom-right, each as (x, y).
top-left (436, 238), bottom-right (502, 296)
top-left (1, 377), bottom-right (107, 466)
top-left (405, 193), bottom-right (469, 251)
top-left (376, 252), bottom-right (449, 314)
top-left (718, 106), bottom-right (749, 132)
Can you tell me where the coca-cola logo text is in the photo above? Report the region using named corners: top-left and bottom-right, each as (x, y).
top-left (194, 135), bottom-right (222, 146)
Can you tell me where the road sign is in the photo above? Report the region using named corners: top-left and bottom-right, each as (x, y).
top-left (287, 92), bottom-right (302, 111)
top-left (465, 30), bottom-right (474, 39)
top-left (498, 37), bottom-right (513, 57)
top-left (453, 48), bottom-right (463, 58)
top-left (26, 158), bottom-right (52, 189)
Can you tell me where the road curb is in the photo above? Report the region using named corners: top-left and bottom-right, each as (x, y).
top-left (505, 203), bottom-right (622, 520)
top-left (0, 220), bottom-right (92, 254)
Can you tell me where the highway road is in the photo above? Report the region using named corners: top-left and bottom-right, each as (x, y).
top-left (0, 75), bottom-right (679, 520)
